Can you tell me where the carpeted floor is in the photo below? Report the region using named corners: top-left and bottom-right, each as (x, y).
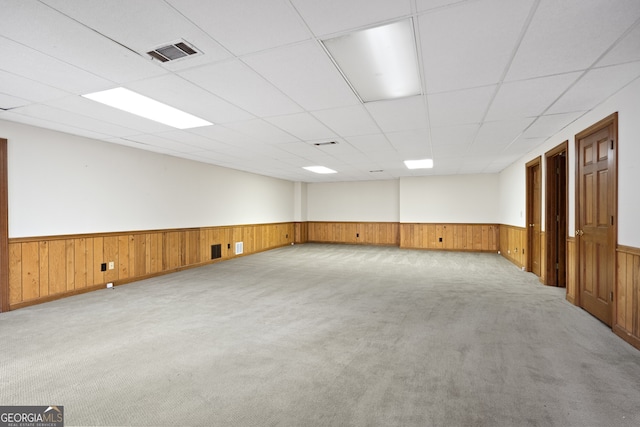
top-left (1, 244), bottom-right (639, 426)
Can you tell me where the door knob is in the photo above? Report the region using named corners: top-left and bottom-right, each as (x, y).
top-left (576, 230), bottom-right (584, 236)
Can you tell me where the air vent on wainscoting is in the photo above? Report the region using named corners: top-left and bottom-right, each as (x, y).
top-left (147, 40), bottom-right (199, 63)
top-left (235, 242), bottom-right (244, 255)
top-left (313, 141), bottom-right (338, 146)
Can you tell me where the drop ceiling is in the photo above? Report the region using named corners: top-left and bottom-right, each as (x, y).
top-left (1, 0), bottom-right (639, 182)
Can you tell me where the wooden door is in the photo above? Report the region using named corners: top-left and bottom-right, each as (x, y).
top-left (545, 143), bottom-right (567, 287)
top-left (576, 115), bottom-right (617, 326)
top-left (527, 158), bottom-right (541, 277)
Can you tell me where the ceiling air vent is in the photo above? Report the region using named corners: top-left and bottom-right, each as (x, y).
top-left (147, 41), bottom-right (199, 63)
top-left (313, 141), bottom-right (338, 146)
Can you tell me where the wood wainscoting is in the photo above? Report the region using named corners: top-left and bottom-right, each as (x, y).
top-left (615, 245), bottom-right (640, 350)
top-left (566, 237), bottom-right (577, 304)
top-left (8, 222), bottom-right (294, 310)
top-left (294, 222), bottom-right (308, 244)
top-left (400, 223), bottom-right (498, 252)
top-left (307, 222), bottom-right (399, 246)
top-left (499, 225), bottom-right (527, 269)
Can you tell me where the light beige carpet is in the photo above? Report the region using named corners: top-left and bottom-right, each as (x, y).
top-left (1, 244), bottom-right (639, 426)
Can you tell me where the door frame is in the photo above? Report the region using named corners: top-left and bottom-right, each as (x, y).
top-left (544, 141), bottom-right (568, 287)
top-left (526, 156), bottom-right (542, 275)
top-left (0, 138), bottom-right (8, 313)
top-left (574, 112), bottom-right (618, 318)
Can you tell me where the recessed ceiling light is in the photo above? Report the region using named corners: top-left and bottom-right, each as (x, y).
top-left (303, 166), bottom-right (337, 174)
top-left (404, 159), bottom-right (434, 169)
top-left (322, 19), bottom-right (422, 102)
top-left (82, 87), bottom-right (212, 129)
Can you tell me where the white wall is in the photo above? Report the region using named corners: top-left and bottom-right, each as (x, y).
top-left (498, 161), bottom-right (526, 227)
top-left (293, 181), bottom-right (307, 222)
top-left (4, 120), bottom-right (294, 238)
top-left (399, 174), bottom-right (500, 223)
top-left (307, 180), bottom-right (399, 221)
top-left (498, 77), bottom-right (640, 247)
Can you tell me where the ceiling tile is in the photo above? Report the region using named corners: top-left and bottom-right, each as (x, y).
top-left (121, 134), bottom-right (203, 153)
top-left (311, 105), bottom-right (380, 136)
top-left (188, 124), bottom-right (259, 147)
top-left (416, 0), bottom-right (472, 12)
top-left (167, 0), bottom-right (310, 55)
top-left (485, 73), bottom-right (580, 121)
top-left (0, 111), bottom-right (111, 141)
top-left (430, 124), bottom-right (479, 147)
top-left (0, 70), bottom-right (69, 105)
top-left (365, 96), bottom-right (428, 132)
top-left (0, 37), bottom-right (112, 94)
top-left (385, 128), bottom-right (431, 158)
top-left (419, 0), bottom-right (534, 93)
top-left (506, 0), bottom-right (640, 81)
top-left (224, 119), bottom-right (300, 144)
top-left (46, 96), bottom-right (175, 134)
top-left (547, 62), bottom-right (640, 114)
top-left (346, 134), bottom-right (395, 153)
top-left (3, 1), bottom-right (166, 83)
top-left (471, 118), bottom-right (535, 152)
top-left (42, 0), bottom-right (231, 67)
top-left (179, 60), bottom-right (302, 117)
top-left (244, 41), bottom-right (359, 111)
top-left (428, 85), bottom-right (496, 126)
top-left (291, 0), bottom-right (411, 37)
top-left (523, 112), bottom-right (584, 138)
top-left (266, 112), bottom-right (337, 141)
top-left (9, 104), bottom-right (146, 137)
top-left (127, 74), bottom-right (254, 124)
top-left (155, 131), bottom-right (234, 152)
top-left (597, 22), bottom-right (640, 67)
top-left (0, 93), bottom-right (30, 110)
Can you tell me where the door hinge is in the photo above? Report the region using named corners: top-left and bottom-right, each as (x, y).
top-left (557, 215), bottom-right (560, 222)
top-left (611, 140), bottom-right (614, 150)
top-left (556, 167), bottom-right (560, 174)
top-left (611, 216), bottom-right (614, 226)
top-left (555, 263), bottom-right (559, 270)
top-left (610, 291), bottom-right (614, 302)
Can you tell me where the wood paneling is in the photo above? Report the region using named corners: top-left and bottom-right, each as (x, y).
top-left (499, 225), bottom-right (526, 268)
top-left (7, 222), bottom-right (294, 310)
top-left (567, 237), bottom-right (577, 304)
top-left (308, 222), bottom-right (399, 246)
top-left (294, 222), bottom-right (308, 244)
top-left (540, 231), bottom-right (546, 284)
top-left (0, 139), bottom-right (8, 312)
top-left (401, 223), bottom-right (498, 252)
top-left (614, 245), bottom-right (640, 350)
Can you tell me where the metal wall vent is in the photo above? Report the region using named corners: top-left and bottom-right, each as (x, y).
top-left (147, 41), bottom-right (199, 63)
top-left (313, 141), bottom-right (338, 146)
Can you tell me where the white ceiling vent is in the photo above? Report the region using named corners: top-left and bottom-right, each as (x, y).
top-left (147, 41), bottom-right (199, 63)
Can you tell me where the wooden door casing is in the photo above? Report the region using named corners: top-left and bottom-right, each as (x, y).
top-left (527, 158), bottom-right (542, 277)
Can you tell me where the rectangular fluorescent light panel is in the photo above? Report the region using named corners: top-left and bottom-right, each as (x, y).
top-left (322, 19), bottom-right (422, 102)
top-left (404, 159), bottom-right (433, 169)
top-left (303, 166), bottom-right (337, 174)
top-left (82, 87), bottom-right (212, 129)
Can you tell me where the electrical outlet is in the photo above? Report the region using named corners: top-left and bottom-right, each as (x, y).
top-left (108, 261), bottom-right (114, 270)
top-left (106, 282), bottom-right (113, 289)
